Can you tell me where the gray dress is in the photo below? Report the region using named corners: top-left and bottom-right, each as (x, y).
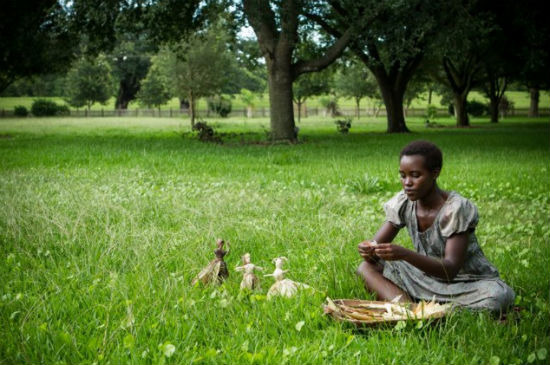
top-left (381, 191), bottom-right (515, 312)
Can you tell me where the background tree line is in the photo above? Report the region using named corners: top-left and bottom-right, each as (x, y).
top-left (1, 0), bottom-right (549, 140)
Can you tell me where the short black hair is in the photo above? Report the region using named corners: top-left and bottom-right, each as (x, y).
top-left (400, 140), bottom-right (443, 172)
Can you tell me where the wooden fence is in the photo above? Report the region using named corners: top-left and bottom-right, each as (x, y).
top-left (0, 106), bottom-right (548, 118)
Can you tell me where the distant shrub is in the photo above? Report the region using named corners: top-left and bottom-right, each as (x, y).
top-left (498, 96), bottom-right (514, 117)
top-left (448, 101), bottom-right (488, 117)
top-left (466, 100), bottom-right (488, 117)
top-left (207, 95), bottom-right (232, 117)
top-left (56, 104), bottom-right (70, 116)
top-left (335, 118), bottom-right (352, 134)
top-left (14, 105), bottom-right (28, 117)
top-left (425, 105), bottom-right (438, 122)
top-left (192, 120), bottom-right (222, 143)
top-left (31, 99), bottom-right (68, 116)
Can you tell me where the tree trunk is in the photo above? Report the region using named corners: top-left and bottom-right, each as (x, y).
top-left (267, 64), bottom-right (296, 141)
top-left (189, 92), bottom-right (196, 127)
top-left (246, 105), bottom-right (253, 118)
top-left (428, 87), bottom-right (433, 105)
top-left (295, 100), bottom-right (302, 123)
top-left (453, 92), bottom-right (469, 127)
top-left (488, 95), bottom-right (499, 123)
top-left (355, 98), bottom-right (360, 119)
top-left (115, 80), bottom-right (138, 110)
top-left (377, 80), bottom-right (409, 133)
top-left (180, 99), bottom-right (190, 110)
top-left (529, 88), bottom-right (539, 117)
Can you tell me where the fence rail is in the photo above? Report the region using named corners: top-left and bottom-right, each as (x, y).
top-left (1, 106), bottom-right (548, 118)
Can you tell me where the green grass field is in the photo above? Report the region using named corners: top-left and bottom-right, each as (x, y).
top-left (1, 90), bottom-right (549, 112)
top-left (1, 115), bottom-right (549, 364)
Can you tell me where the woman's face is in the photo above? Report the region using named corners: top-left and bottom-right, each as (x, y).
top-left (399, 154), bottom-right (439, 201)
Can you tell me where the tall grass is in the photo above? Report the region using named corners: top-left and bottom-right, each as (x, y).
top-left (0, 116), bottom-right (549, 364)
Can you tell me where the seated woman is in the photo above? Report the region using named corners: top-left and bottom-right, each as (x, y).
top-left (357, 140), bottom-right (514, 313)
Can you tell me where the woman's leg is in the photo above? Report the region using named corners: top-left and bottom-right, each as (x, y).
top-left (356, 260), bottom-right (412, 302)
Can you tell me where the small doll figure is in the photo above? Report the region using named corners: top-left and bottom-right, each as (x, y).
top-left (265, 257), bottom-right (310, 299)
top-left (191, 238), bottom-right (230, 286)
top-left (235, 253), bottom-right (263, 291)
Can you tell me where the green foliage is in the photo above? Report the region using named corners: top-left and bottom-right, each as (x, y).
top-left (13, 106), bottom-right (28, 117)
top-left (319, 96), bottom-right (339, 117)
top-left (64, 55), bottom-right (113, 110)
top-left (30, 99), bottom-right (67, 116)
top-left (110, 39), bottom-right (153, 108)
top-left (425, 105), bottom-right (438, 121)
top-left (207, 95), bottom-right (232, 117)
top-left (157, 23), bottom-right (232, 103)
top-left (335, 118), bottom-right (352, 133)
top-left (293, 70), bottom-right (332, 104)
top-left (239, 89), bottom-right (256, 107)
top-left (498, 96), bottom-right (514, 116)
top-left (191, 120), bottom-right (221, 143)
top-left (137, 63), bottom-right (171, 109)
top-left (334, 61), bottom-right (378, 104)
top-left (0, 1), bottom-right (76, 93)
top-left (467, 100), bottom-right (488, 116)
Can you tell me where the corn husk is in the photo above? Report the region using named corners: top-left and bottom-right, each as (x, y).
top-left (323, 297), bottom-right (452, 325)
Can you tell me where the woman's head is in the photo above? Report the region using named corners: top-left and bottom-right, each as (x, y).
top-left (399, 141), bottom-right (442, 201)
top-left (399, 140), bottom-right (442, 172)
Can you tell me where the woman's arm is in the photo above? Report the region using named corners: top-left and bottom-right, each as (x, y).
top-left (374, 232), bottom-right (469, 281)
top-left (357, 222), bottom-right (400, 261)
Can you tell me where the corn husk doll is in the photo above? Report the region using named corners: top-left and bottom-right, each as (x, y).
top-left (265, 257), bottom-right (310, 299)
top-left (235, 253), bottom-right (263, 291)
top-left (191, 239), bottom-right (230, 285)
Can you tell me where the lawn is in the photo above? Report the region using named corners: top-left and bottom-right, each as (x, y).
top-left (0, 115), bottom-right (549, 364)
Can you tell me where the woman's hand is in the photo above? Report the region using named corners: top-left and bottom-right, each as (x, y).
top-left (373, 243), bottom-right (411, 261)
top-left (358, 240), bottom-right (379, 262)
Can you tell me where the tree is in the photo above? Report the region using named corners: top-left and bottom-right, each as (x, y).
top-left (507, 0), bottom-right (550, 117)
top-left (136, 63), bottom-right (171, 112)
top-left (64, 55), bottom-right (114, 111)
top-left (110, 37), bottom-right (153, 109)
top-left (156, 24), bottom-right (233, 126)
top-left (239, 89), bottom-right (257, 118)
top-left (334, 59), bottom-right (378, 119)
top-left (0, 0), bottom-right (76, 93)
top-left (293, 69), bottom-right (332, 122)
top-left (242, 0), bottom-right (353, 141)
top-left (426, 2), bottom-right (496, 127)
top-left (306, 0), bottom-right (451, 133)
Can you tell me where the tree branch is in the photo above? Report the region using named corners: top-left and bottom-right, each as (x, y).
top-left (242, 0), bottom-right (278, 57)
top-left (292, 27), bottom-right (352, 79)
top-left (303, 12), bottom-right (342, 38)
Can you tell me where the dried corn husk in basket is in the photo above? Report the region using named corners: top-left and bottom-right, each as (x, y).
top-left (323, 297), bottom-right (453, 325)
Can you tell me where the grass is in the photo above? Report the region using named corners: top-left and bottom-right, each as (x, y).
top-left (1, 90), bottom-right (549, 112)
top-left (0, 115), bottom-right (549, 364)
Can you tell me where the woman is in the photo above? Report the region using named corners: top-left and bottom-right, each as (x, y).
top-left (357, 140), bottom-right (514, 313)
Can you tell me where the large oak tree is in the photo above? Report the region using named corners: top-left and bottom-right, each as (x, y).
top-left (242, 0), bottom-right (352, 141)
top-left (306, 0), bottom-right (450, 133)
